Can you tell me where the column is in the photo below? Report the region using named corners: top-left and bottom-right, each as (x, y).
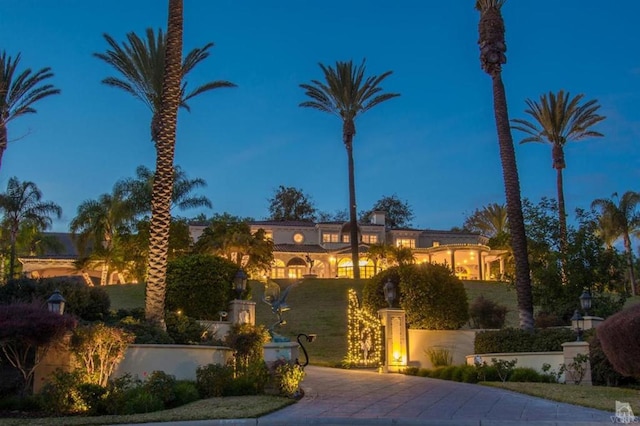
top-left (378, 308), bottom-right (407, 373)
top-left (229, 300), bottom-right (256, 326)
top-left (561, 341), bottom-right (592, 385)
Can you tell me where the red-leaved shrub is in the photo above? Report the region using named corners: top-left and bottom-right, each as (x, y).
top-left (596, 303), bottom-right (640, 378)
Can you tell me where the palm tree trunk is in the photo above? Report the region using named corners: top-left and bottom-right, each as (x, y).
top-left (623, 233), bottom-right (637, 296)
top-left (491, 73), bottom-right (534, 331)
top-left (0, 125), bottom-right (6, 172)
top-left (145, 0), bottom-right (183, 327)
top-left (555, 164), bottom-right (568, 282)
top-left (345, 136), bottom-right (360, 279)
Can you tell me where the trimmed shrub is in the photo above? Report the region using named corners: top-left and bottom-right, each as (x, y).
top-left (597, 303), bottom-right (640, 379)
top-left (469, 295), bottom-right (508, 329)
top-left (166, 254), bottom-right (239, 320)
top-left (196, 364), bottom-right (233, 398)
top-left (120, 387), bottom-right (164, 414)
top-left (144, 371), bottom-right (177, 407)
top-left (474, 328), bottom-right (575, 354)
top-left (173, 380), bottom-right (200, 406)
top-left (589, 331), bottom-right (637, 387)
top-left (228, 360), bottom-right (270, 396)
top-left (365, 264), bottom-right (468, 330)
top-left (509, 367), bottom-right (544, 383)
top-left (165, 312), bottom-right (207, 345)
top-left (116, 316), bottom-right (174, 344)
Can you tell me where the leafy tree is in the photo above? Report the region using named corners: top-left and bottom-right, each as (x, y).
top-left (300, 59), bottom-right (400, 279)
top-left (360, 194), bottom-right (414, 229)
top-left (524, 198), bottom-right (626, 320)
top-left (94, 28), bottom-right (235, 144)
top-left (317, 209), bottom-right (348, 222)
top-left (193, 217), bottom-right (273, 275)
top-left (0, 302), bottom-right (76, 394)
top-left (0, 177), bottom-right (61, 279)
top-left (591, 191), bottom-right (640, 296)
top-left (267, 185), bottom-right (316, 222)
top-left (476, 0), bottom-right (534, 330)
top-left (0, 51), bottom-right (60, 171)
top-left (512, 90), bottom-right (605, 274)
top-left (366, 243), bottom-right (391, 275)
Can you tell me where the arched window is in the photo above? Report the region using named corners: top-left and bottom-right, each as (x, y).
top-left (271, 259), bottom-right (286, 279)
top-left (287, 257), bottom-right (307, 279)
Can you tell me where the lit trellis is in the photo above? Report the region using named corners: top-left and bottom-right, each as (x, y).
top-left (345, 288), bottom-right (382, 367)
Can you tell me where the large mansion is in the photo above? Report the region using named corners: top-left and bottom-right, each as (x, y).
top-left (18, 212), bottom-right (507, 283)
top-left (189, 212), bottom-right (506, 281)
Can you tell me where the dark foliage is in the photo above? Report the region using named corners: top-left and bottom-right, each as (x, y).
top-left (469, 295), bottom-right (508, 328)
top-left (474, 328), bottom-right (575, 354)
top-left (597, 304), bottom-right (640, 379)
top-left (0, 277), bottom-right (110, 321)
top-left (588, 330), bottom-right (638, 387)
top-left (165, 254), bottom-right (238, 319)
top-left (164, 311), bottom-right (207, 344)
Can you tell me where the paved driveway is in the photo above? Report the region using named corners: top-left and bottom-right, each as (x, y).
top-left (259, 366), bottom-right (614, 425)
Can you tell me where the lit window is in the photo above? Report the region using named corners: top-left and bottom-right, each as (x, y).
top-left (396, 238), bottom-right (415, 248)
top-left (432, 241), bottom-right (440, 247)
top-left (322, 233), bottom-right (339, 243)
top-left (362, 234), bottom-right (378, 244)
top-left (342, 234), bottom-right (350, 243)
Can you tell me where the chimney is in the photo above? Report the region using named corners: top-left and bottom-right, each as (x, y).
top-left (371, 211), bottom-right (386, 226)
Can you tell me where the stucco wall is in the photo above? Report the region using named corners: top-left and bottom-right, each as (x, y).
top-left (112, 344), bottom-right (233, 381)
top-left (408, 329), bottom-right (478, 369)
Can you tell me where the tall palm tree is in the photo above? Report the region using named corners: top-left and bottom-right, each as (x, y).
top-left (464, 203), bottom-right (509, 239)
top-left (0, 177), bottom-right (61, 279)
top-left (145, 0), bottom-right (184, 327)
top-left (94, 28), bottom-right (236, 145)
top-left (300, 59), bottom-right (400, 279)
top-left (511, 90), bottom-right (605, 264)
top-left (0, 51), bottom-right (60, 171)
top-left (591, 191), bottom-right (640, 296)
top-left (114, 164), bottom-right (212, 217)
top-left (476, 0), bottom-right (534, 330)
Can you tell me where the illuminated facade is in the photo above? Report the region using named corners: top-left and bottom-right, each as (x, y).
top-left (189, 212), bottom-right (507, 281)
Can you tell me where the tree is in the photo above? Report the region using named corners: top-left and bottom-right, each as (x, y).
top-left (145, 0), bottom-right (184, 327)
top-left (476, 0), bottom-right (534, 330)
top-left (360, 194), bottom-right (414, 229)
top-left (317, 209), bottom-right (348, 222)
top-left (0, 51), bottom-right (60, 171)
top-left (69, 191), bottom-right (135, 285)
top-left (267, 185), bottom-right (316, 222)
top-left (366, 243), bottom-right (391, 275)
top-left (300, 60), bottom-right (399, 278)
top-left (389, 245), bottom-right (415, 266)
top-left (464, 203), bottom-right (508, 239)
top-left (0, 302), bottom-right (76, 394)
top-left (115, 165), bottom-right (212, 217)
top-left (94, 28), bottom-right (236, 144)
top-left (0, 177), bottom-right (61, 279)
top-left (512, 90), bottom-right (605, 271)
top-left (193, 218), bottom-right (273, 275)
top-left (591, 191), bottom-right (640, 296)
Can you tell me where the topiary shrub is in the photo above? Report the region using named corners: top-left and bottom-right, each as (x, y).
top-left (588, 330), bottom-right (637, 387)
top-left (165, 254), bottom-right (238, 320)
top-left (364, 264), bottom-right (469, 330)
top-left (597, 303), bottom-right (640, 379)
top-left (468, 295), bottom-right (508, 329)
top-left (196, 364), bottom-right (233, 398)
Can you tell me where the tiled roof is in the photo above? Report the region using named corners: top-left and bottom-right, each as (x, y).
top-left (273, 244), bottom-right (327, 253)
top-left (251, 220), bottom-right (316, 227)
top-left (21, 232), bottom-right (80, 259)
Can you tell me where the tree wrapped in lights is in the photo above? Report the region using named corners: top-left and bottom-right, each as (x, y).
top-left (345, 288), bottom-right (382, 367)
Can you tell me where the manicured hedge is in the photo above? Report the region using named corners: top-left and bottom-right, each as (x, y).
top-left (474, 327), bottom-right (575, 354)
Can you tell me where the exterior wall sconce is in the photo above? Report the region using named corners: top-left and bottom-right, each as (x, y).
top-left (234, 269), bottom-right (248, 299)
top-left (383, 279), bottom-right (396, 308)
top-left (47, 289), bottom-right (66, 315)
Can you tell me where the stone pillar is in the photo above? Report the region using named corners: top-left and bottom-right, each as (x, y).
top-left (228, 300), bottom-right (256, 326)
top-left (378, 308), bottom-right (407, 373)
top-left (571, 316), bottom-right (604, 331)
top-left (561, 341), bottom-right (592, 385)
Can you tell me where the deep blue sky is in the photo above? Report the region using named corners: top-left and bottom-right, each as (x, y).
top-left (1, 1), bottom-right (638, 232)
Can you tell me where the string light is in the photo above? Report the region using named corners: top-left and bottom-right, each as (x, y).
top-left (345, 288), bottom-right (382, 367)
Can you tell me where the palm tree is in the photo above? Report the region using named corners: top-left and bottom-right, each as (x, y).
top-left (511, 90), bottom-right (605, 264)
top-left (145, 0), bottom-right (184, 327)
top-left (69, 191), bottom-right (136, 285)
top-left (591, 191), bottom-right (640, 296)
top-left (94, 28), bottom-right (236, 145)
top-left (0, 51), bottom-right (60, 171)
top-left (300, 59), bottom-right (400, 279)
top-left (476, 0), bottom-right (534, 330)
top-left (464, 203), bottom-right (509, 239)
top-left (0, 177), bottom-right (61, 279)
top-left (115, 165), bottom-right (212, 217)
top-left (367, 243), bottom-right (391, 275)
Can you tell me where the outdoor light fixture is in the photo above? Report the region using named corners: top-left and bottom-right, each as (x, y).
top-left (218, 311), bottom-right (228, 321)
top-left (47, 289), bottom-right (66, 315)
top-left (383, 279), bottom-right (396, 308)
top-left (571, 309), bottom-right (584, 342)
top-left (579, 290), bottom-right (592, 316)
top-left (234, 269), bottom-right (248, 299)
top-left (296, 333), bottom-right (317, 368)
